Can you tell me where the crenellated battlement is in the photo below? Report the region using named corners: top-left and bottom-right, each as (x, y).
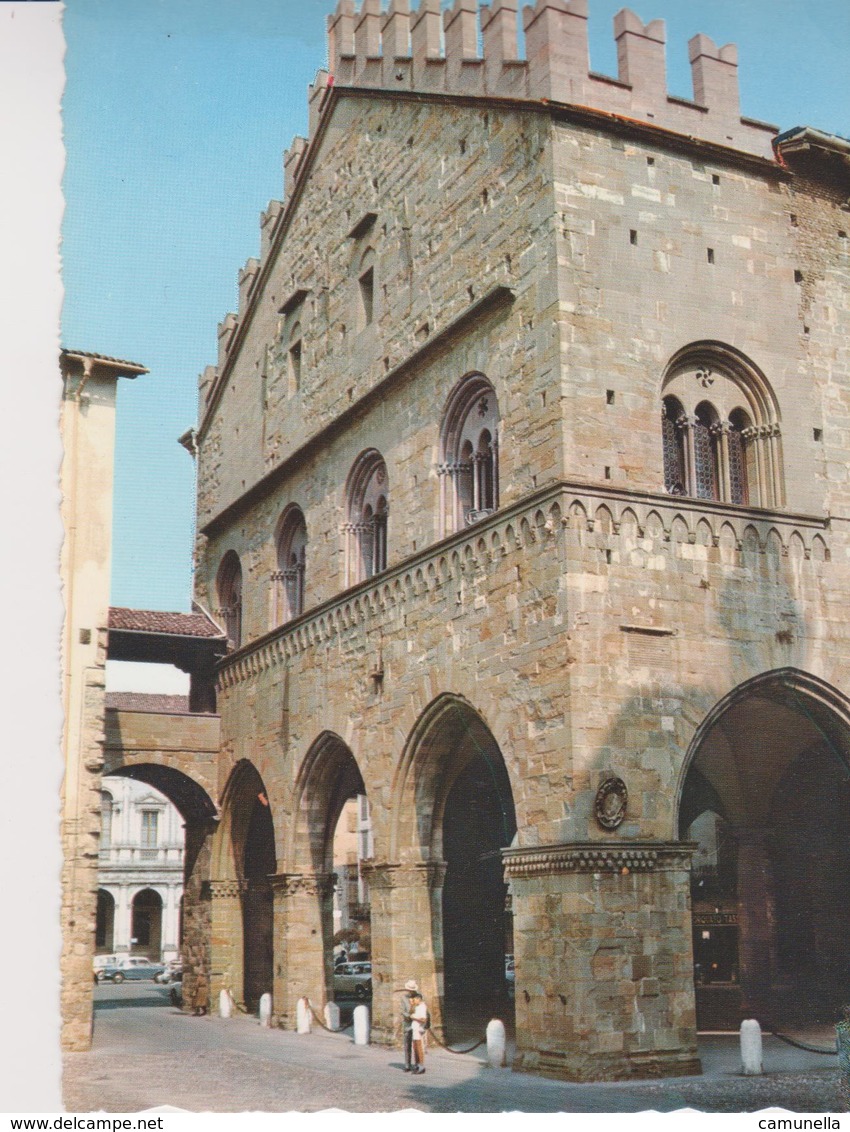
top-left (202, 0), bottom-right (780, 407)
top-left (325, 0), bottom-right (774, 157)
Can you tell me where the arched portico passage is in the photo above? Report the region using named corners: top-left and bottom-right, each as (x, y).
top-left (279, 733), bottom-right (369, 1022)
top-left (212, 760), bottom-right (277, 1012)
top-left (678, 669), bottom-right (850, 1029)
top-left (392, 695), bottom-right (517, 1043)
top-left (102, 763), bottom-right (218, 1009)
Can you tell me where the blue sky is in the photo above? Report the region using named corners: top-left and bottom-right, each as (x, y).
top-left (62, 0), bottom-right (850, 613)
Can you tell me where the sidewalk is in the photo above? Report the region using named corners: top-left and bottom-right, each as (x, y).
top-left (62, 986), bottom-right (843, 1114)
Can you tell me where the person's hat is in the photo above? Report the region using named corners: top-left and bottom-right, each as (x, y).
top-left (404, 979), bottom-right (419, 992)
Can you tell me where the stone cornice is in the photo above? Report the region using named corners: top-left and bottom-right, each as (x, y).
top-left (503, 841), bottom-right (696, 878)
top-left (215, 479), bottom-right (831, 691)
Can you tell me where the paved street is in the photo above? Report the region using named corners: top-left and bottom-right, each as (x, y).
top-left (62, 983), bottom-right (843, 1113)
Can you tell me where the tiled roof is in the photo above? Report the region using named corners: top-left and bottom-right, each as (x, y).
top-left (109, 607), bottom-right (225, 639)
top-left (61, 347), bottom-right (148, 373)
top-left (105, 692), bottom-right (192, 714)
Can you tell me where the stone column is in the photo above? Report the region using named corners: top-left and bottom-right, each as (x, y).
top-left (734, 826), bottom-right (777, 1022)
top-left (504, 842), bottom-right (700, 1082)
top-left (208, 878), bottom-right (245, 1007)
top-left (270, 872), bottom-right (335, 1028)
top-left (114, 885), bottom-right (132, 953)
top-left (362, 860), bottom-right (447, 1046)
top-left (180, 817), bottom-right (215, 1011)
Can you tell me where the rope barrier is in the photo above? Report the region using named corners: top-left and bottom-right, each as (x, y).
top-left (306, 998), bottom-right (352, 1033)
top-left (427, 1027), bottom-right (487, 1055)
top-left (764, 1025), bottom-right (838, 1056)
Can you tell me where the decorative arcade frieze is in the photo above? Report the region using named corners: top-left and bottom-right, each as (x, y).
top-left (217, 481), bottom-right (830, 691)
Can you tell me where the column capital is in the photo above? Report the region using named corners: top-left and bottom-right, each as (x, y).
top-left (269, 871), bottom-right (336, 898)
top-left (360, 859), bottom-right (447, 890)
top-left (205, 878), bottom-right (246, 899)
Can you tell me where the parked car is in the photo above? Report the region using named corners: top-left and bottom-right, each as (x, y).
top-left (154, 961), bottom-right (183, 984)
top-left (333, 961), bottom-right (372, 1000)
top-left (98, 956), bottom-right (165, 983)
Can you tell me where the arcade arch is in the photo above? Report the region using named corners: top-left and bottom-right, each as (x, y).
top-left (212, 761), bottom-right (277, 1012)
top-left (393, 695), bottom-right (517, 1040)
top-left (678, 669), bottom-right (850, 1028)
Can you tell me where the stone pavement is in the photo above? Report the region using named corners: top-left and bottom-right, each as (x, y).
top-left (62, 984), bottom-right (843, 1113)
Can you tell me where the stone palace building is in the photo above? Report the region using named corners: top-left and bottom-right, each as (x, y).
top-left (68, 0), bottom-right (850, 1082)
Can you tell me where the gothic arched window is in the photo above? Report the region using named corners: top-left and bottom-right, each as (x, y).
top-left (440, 374), bottom-right (500, 535)
top-left (345, 450), bottom-right (388, 585)
top-left (217, 550), bottom-right (243, 648)
top-left (660, 344), bottom-right (783, 508)
top-left (275, 506), bottom-right (307, 623)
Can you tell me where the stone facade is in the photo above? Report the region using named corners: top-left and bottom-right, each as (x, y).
top-left (178, 0), bottom-right (850, 1080)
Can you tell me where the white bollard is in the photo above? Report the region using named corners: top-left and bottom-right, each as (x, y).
top-left (353, 1003), bottom-right (370, 1045)
top-left (219, 989), bottom-right (233, 1019)
top-left (740, 1018), bottom-right (763, 1075)
top-left (486, 1018), bottom-right (507, 1068)
top-left (324, 1001), bottom-right (341, 1031)
top-left (296, 996), bottom-right (312, 1034)
top-left (259, 993), bottom-right (272, 1027)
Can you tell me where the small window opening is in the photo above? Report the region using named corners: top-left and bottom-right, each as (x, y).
top-left (605, 549), bottom-right (612, 564)
top-left (288, 340), bottom-right (302, 393)
top-left (604, 466), bottom-right (611, 480)
top-left (606, 390), bottom-right (615, 405)
top-left (813, 428), bottom-right (823, 442)
top-left (794, 269), bottom-right (803, 283)
top-left (712, 174), bottom-right (720, 185)
top-left (630, 229), bottom-right (638, 246)
top-left (707, 248), bottom-right (715, 264)
top-left (789, 214), bottom-right (798, 227)
top-left (359, 266), bottom-right (374, 325)
top-left (646, 156), bottom-right (655, 166)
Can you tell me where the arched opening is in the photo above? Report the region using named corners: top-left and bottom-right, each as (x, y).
top-left (131, 888), bottom-right (163, 958)
top-left (276, 505), bottom-right (307, 623)
top-left (216, 550), bottom-right (243, 648)
top-left (95, 889), bottom-right (115, 953)
top-left (679, 670), bottom-right (850, 1030)
top-left (215, 761), bottom-right (277, 1013)
top-left (345, 451), bottom-right (388, 585)
top-left (292, 734), bottom-right (370, 1007)
top-left (440, 374), bottom-right (500, 535)
top-left (396, 696), bottom-right (517, 1042)
top-left (660, 342), bottom-right (783, 507)
top-left (101, 763), bottom-right (217, 1005)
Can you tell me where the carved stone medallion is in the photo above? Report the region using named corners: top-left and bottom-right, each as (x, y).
top-left (594, 777), bottom-right (628, 830)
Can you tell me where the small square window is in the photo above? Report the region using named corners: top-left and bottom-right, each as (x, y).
top-left (813, 428), bottom-right (823, 442)
top-left (712, 174), bottom-right (720, 186)
top-left (794, 269), bottom-right (803, 283)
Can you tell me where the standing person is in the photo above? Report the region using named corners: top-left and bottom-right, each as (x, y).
top-left (410, 990), bottom-right (429, 1075)
top-left (400, 979), bottom-right (419, 1071)
top-left (193, 970), bottom-right (209, 1016)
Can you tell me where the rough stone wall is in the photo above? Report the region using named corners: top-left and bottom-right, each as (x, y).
top-left (198, 96), bottom-right (561, 620)
top-left (60, 629), bottom-right (107, 1053)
